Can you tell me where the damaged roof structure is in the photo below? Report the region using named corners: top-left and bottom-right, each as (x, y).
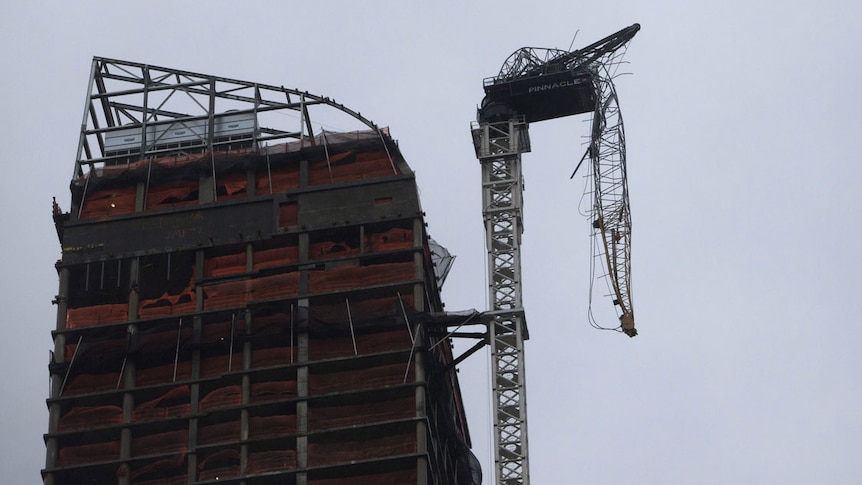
top-left (44, 57), bottom-right (480, 485)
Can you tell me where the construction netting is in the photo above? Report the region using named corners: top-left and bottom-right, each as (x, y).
top-left (257, 163), bottom-right (300, 194)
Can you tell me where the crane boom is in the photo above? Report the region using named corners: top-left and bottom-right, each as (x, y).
top-left (471, 24), bottom-right (640, 485)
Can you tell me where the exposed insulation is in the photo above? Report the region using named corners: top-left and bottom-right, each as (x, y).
top-left (204, 252), bottom-right (246, 277)
top-left (310, 363), bottom-right (414, 395)
top-left (64, 371), bottom-right (122, 396)
top-left (80, 186), bottom-right (137, 219)
top-left (309, 328), bottom-right (412, 361)
top-left (58, 441), bottom-right (120, 466)
top-left (307, 431), bottom-right (416, 467)
top-left (138, 290), bottom-right (196, 319)
top-left (309, 396), bottom-right (415, 431)
top-left (197, 449), bottom-right (240, 481)
top-left (249, 380), bottom-right (297, 403)
top-left (364, 227), bottom-right (414, 253)
top-left (248, 415), bottom-right (297, 439)
top-left (307, 262), bottom-right (415, 293)
top-left (133, 387), bottom-right (191, 422)
top-left (257, 164), bottom-right (300, 193)
top-left (145, 180), bottom-right (198, 210)
top-left (217, 171), bottom-right (248, 200)
top-left (136, 361), bottom-right (193, 387)
top-left (278, 203), bottom-right (298, 227)
top-left (58, 406), bottom-right (123, 432)
top-left (250, 347), bottom-right (294, 368)
top-left (65, 304), bottom-right (128, 329)
top-left (200, 353), bottom-right (242, 378)
top-left (248, 450), bottom-right (297, 474)
top-left (309, 240), bottom-right (360, 260)
top-left (203, 272), bottom-right (299, 310)
top-left (253, 246), bottom-right (299, 271)
top-left (308, 150), bottom-right (398, 185)
top-left (131, 454), bottom-right (186, 484)
top-left (132, 429), bottom-right (188, 456)
top-left (199, 385), bottom-right (242, 413)
top-left (309, 295), bottom-right (414, 326)
top-left (198, 421), bottom-right (240, 445)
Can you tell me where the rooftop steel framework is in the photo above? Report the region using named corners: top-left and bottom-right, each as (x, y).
top-left (74, 57), bottom-right (381, 179)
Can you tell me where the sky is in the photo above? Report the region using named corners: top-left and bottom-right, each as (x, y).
top-left (1, 1), bottom-right (860, 484)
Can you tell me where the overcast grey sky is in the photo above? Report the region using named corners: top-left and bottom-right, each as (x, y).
top-left (2, 1), bottom-right (860, 484)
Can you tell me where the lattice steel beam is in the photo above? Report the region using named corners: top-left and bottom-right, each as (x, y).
top-left (472, 118), bottom-right (531, 485)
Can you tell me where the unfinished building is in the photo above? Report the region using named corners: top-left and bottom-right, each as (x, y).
top-left (44, 58), bottom-right (478, 485)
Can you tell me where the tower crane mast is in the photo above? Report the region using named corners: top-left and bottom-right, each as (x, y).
top-left (470, 24), bottom-right (640, 485)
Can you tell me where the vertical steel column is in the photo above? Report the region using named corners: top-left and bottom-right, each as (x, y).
top-left (472, 118), bottom-right (530, 485)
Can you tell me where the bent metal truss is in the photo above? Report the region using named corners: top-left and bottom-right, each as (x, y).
top-left (74, 57), bottom-right (381, 178)
top-left (471, 23), bottom-right (640, 485)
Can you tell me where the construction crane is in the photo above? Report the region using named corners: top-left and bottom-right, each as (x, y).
top-left (470, 23), bottom-right (640, 485)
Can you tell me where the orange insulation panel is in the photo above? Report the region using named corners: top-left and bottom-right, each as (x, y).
top-left (80, 186), bottom-right (137, 219)
top-left (307, 432), bottom-right (416, 467)
top-left (253, 246), bottom-right (299, 271)
top-left (66, 304), bottom-right (128, 329)
top-left (364, 228), bottom-right (414, 253)
top-left (308, 396), bottom-right (415, 431)
top-left (309, 328), bottom-right (412, 361)
top-left (248, 415), bottom-right (297, 439)
top-left (309, 363), bottom-right (414, 395)
top-left (58, 441), bottom-right (120, 466)
top-left (307, 262), bottom-right (415, 293)
top-left (248, 450), bottom-right (297, 474)
top-left (199, 385), bottom-right (242, 412)
top-left (133, 387), bottom-right (191, 422)
top-left (58, 406), bottom-right (123, 431)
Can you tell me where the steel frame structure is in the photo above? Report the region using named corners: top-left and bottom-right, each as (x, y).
top-left (471, 118), bottom-right (531, 485)
top-left (587, 64), bottom-right (636, 336)
top-left (74, 57), bottom-right (380, 179)
top-left (470, 24), bottom-right (640, 485)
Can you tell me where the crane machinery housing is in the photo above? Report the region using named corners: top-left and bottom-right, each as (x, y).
top-left (470, 23), bottom-right (640, 485)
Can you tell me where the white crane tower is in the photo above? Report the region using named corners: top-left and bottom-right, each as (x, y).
top-left (470, 24), bottom-right (641, 485)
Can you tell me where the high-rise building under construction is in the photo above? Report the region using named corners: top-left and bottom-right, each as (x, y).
top-left (44, 58), bottom-right (478, 485)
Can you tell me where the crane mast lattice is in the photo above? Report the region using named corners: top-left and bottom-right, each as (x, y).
top-left (470, 23), bottom-right (640, 485)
